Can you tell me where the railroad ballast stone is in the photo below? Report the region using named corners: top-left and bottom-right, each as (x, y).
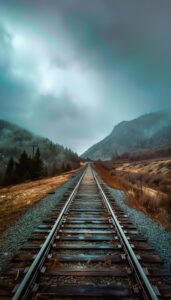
top-left (0, 171), bottom-right (82, 272)
top-left (108, 187), bottom-right (171, 267)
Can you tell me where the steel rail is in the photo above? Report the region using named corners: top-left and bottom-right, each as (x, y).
top-left (93, 168), bottom-right (158, 300)
top-left (12, 167), bottom-right (87, 300)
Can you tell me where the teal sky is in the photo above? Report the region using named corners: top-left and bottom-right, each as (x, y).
top-left (0, 0), bottom-right (171, 154)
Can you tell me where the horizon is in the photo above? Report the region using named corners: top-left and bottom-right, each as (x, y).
top-left (0, 1), bottom-right (171, 154)
top-left (1, 108), bottom-right (170, 156)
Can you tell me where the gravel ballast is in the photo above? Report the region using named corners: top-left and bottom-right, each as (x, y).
top-left (108, 187), bottom-right (171, 267)
top-left (0, 171), bottom-right (83, 272)
top-left (1, 169), bottom-right (171, 273)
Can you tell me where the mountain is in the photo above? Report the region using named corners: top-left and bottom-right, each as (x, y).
top-left (82, 111), bottom-right (171, 160)
top-left (0, 120), bottom-right (80, 175)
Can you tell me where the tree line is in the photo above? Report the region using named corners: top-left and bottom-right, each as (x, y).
top-left (4, 148), bottom-right (74, 187)
top-left (3, 148), bottom-right (74, 186)
top-left (4, 148), bottom-right (44, 186)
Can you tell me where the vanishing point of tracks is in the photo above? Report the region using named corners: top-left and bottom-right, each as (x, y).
top-left (0, 165), bottom-right (171, 299)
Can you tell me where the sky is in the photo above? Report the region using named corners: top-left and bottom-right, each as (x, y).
top-left (0, 0), bottom-right (171, 154)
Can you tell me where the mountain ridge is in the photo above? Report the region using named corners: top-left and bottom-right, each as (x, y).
top-left (82, 111), bottom-right (171, 160)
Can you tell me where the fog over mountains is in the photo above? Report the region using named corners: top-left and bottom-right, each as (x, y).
top-left (1, 110), bottom-right (171, 169)
top-left (82, 111), bottom-right (171, 160)
top-left (0, 120), bottom-right (80, 175)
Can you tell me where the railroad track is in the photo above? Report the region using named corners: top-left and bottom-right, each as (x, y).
top-left (0, 164), bottom-right (171, 299)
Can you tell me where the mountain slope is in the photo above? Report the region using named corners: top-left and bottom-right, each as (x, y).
top-left (0, 120), bottom-right (80, 174)
top-left (82, 111), bottom-right (171, 160)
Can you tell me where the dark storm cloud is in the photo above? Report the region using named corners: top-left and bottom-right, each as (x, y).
top-left (3, 0), bottom-right (171, 101)
top-left (0, 0), bottom-right (171, 153)
top-left (0, 25), bottom-right (33, 122)
top-left (24, 93), bottom-right (105, 153)
top-left (57, 1), bottom-right (171, 97)
top-left (0, 22), bottom-right (102, 152)
top-left (0, 25), bottom-right (12, 68)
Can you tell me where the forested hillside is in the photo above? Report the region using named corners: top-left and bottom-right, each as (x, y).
top-left (0, 120), bottom-right (80, 181)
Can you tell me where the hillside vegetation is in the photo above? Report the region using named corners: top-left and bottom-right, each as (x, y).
top-left (94, 157), bottom-right (171, 230)
top-left (0, 168), bottom-right (81, 234)
top-left (0, 120), bottom-right (80, 182)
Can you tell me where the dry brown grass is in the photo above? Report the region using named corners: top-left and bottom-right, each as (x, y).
top-left (94, 162), bottom-right (171, 230)
top-left (0, 168), bottom-right (82, 234)
top-left (93, 163), bottom-right (131, 194)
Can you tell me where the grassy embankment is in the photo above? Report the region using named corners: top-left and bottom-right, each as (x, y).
top-left (94, 159), bottom-right (171, 230)
top-left (0, 168), bottom-right (82, 235)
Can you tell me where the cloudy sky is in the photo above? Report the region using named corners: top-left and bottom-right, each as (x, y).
top-left (0, 0), bottom-right (171, 154)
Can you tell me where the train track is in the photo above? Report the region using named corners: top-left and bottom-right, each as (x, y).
top-left (0, 164), bottom-right (171, 299)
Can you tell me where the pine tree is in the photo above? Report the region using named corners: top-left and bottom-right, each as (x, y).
top-left (66, 163), bottom-right (71, 171)
top-left (4, 157), bottom-right (15, 185)
top-left (61, 162), bottom-right (66, 173)
top-left (31, 148), bottom-right (44, 179)
top-left (4, 149), bottom-right (45, 186)
top-left (16, 150), bottom-right (30, 182)
top-left (51, 163), bottom-right (58, 176)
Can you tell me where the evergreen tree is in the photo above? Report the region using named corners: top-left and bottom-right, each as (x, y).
top-left (31, 148), bottom-right (44, 179)
top-left (43, 165), bottom-right (48, 177)
top-left (51, 163), bottom-right (58, 176)
top-left (3, 148), bottom-right (45, 186)
top-left (16, 150), bottom-right (30, 182)
top-left (61, 162), bottom-right (66, 173)
top-left (66, 163), bottom-right (71, 171)
top-left (4, 157), bottom-right (15, 185)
